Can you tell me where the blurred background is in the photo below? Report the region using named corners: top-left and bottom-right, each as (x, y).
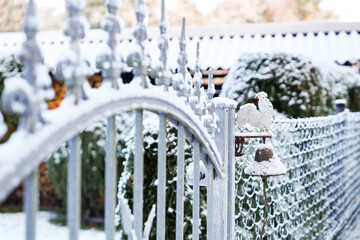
top-left (2, 0), bottom-right (360, 32)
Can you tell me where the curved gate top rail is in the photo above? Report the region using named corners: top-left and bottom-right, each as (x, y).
top-left (0, 85), bottom-right (225, 202)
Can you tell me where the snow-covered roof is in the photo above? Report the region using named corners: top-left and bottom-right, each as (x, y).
top-left (1, 21), bottom-right (360, 71)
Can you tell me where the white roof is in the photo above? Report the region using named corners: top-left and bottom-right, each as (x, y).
top-left (1, 21), bottom-right (360, 71)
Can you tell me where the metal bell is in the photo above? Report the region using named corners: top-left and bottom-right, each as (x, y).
top-left (244, 143), bottom-right (287, 177)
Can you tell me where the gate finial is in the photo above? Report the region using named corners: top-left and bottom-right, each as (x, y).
top-left (203, 68), bottom-right (218, 137)
top-left (160, 0), bottom-right (166, 34)
top-left (96, 0), bottom-right (124, 89)
top-left (56, 0), bottom-right (93, 105)
top-left (1, 0), bottom-right (54, 133)
top-left (190, 42), bottom-right (206, 118)
top-left (173, 16), bottom-right (192, 100)
top-left (207, 68), bottom-right (215, 100)
top-left (151, 0), bottom-right (171, 90)
top-left (126, 0), bottom-right (151, 88)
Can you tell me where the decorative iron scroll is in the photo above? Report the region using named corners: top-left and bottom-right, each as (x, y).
top-left (1, 0), bottom-right (53, 133)
top-left (151, 0), bottom-right (171, 91)
top-left (127, 0), bottom-right (151, 88)
top-left (96, 0), bottom-right (124, 89)
top-left (55, 0), bottom-right (93, 104)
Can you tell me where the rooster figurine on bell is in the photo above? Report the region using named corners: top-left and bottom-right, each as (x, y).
top-left (236, 91), bottom-right (287, 177)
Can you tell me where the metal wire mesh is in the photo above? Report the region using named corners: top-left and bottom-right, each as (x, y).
top-left (235, 112), bottom-right (360, 239)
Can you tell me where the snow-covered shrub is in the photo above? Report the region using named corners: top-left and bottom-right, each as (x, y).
top-left (316, 62), bottom-right (360, 112)
top-left (116, 114), bottom-right (207, 240)
top-left (220, 53), bottom-right (334, 118)
top-left (0, 55), bottom-right (22, 142)
top-left (47, 114), bottom-right (133, 220)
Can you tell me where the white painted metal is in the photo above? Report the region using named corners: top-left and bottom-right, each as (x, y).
top-left (0, 88), bottom-right (224, 202)
top-left (192, 139), bottom-right (200, 240)
top-left (134, 110), bottom-right (144, 239)
top-left (206, 162), bottom-right (214, 240)
top-left (24, 168), bottom-right (38, 240)
top-left (157, 113), bottom-right (166, 240)
top-left (176, 124), bottom-right (185, 240)
top-left (226, 106), bottom-right (236, 240)
top-left (209, 98), bottom-right (237, 240)
top-left (67, 135), bottom-right (81, 240)
top-left (105, 116), bottom-right (117, 240)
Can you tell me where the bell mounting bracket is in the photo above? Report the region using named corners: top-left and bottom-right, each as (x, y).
top-left (235, 132), bottom-right (272, 157)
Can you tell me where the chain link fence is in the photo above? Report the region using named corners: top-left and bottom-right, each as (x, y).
top-left (235, 112), bottom-right (360, 239)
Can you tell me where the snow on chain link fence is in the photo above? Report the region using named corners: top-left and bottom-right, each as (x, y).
top-left (235, 111), bottom-right (360, 239)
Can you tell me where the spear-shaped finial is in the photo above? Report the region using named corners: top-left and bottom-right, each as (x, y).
top-left (135, 0), bottom-right (147, 24)
top-left (178, 16), bottom-right (187, 78)
top-left (106, 0), bottom-right (121, 9)
top-left (180, 17), bottom-right (186, 51)
top-left (174, 16), bottom-right (191, 98)
top-left (152, 0), bottom-right (170, 90)
top-left (194, 42), bottom-right (202, 99)
top-left (203, 68), bottom-right (218, 137)
top-left (159, 0), bottom-right (167, 34)
top-left (127, 0), bottom-right (151, 88)
top-left (96, 0), bottom-right (123, 89)
top-left (207, 68), bottom-right (215, 100)
top-left (23, 0), bottom-right (40, 35)
top-left (195, 42), bottom-right (200, 74)
top-left (56, 0), bottom-right (92, 104)
top-left (190, 42), bottom-right (206, 118)
top-left (2, 0), bottom-right (54, 133)
top-left (21, 0), bottom-right (42, 87)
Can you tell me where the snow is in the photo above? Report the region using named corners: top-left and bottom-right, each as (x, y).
top-left (335, 99), bottom-right (347, 105)
top-left (244, 144), bottom-right (287, 177)
top-left (345, 217), bottom-right (360, 239)
top-left (212, 97), bottom-right (237, 108)
top-left (105, 0), bottom-right (121, 8)
top-left (0, 113), bottom-right (7, 138)
top-left (235, 132), bottom-right (272, 138)
top-left (0, 212), bottom-right (121, 240)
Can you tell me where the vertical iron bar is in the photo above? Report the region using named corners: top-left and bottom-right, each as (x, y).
top-left (157, 113), bottom-right (167, 240)
top-left (209, 100), bottom-right (231, 240)
top-left (105, 115), bottom-right (117, 240)
top-left (176, 124), bottom-right (185, 240)
top-left (193, 139), bottom-right (200, 240)
top-left (227, 107), bottom-right (235, 239)
top-left (134, 110), bottom-right (144, 239)
top-left (206, 162), bottom-right (214, 240)
top-left (68, 135), bottom-right (81, 240)
top-left (24, 168), bottom-right (38, 240)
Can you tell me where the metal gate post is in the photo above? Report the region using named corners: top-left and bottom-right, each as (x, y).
top-left (209, 98), bottom-right (236, 240)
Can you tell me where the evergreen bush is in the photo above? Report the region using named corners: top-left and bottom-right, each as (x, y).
top-left (220, 52), bottom-right (334, 118)
top-left (0, 55), bottom-right (22, 142)
top-left (115, 114), bottom-right (207, 240)
top-left (317, 62), bottom-right (360, 112)
top-left (46, 117), bottom-right (130, 221)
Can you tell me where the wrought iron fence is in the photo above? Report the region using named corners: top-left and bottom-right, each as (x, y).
top-left (235, 111), bottom-right (360, 239)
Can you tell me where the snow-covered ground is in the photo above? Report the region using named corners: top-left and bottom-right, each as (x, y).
top-left (0, 212), bottom-right (121, 240)
top-left (0, 211), bottom-right (360, 239)
top-left (344, 216), bottom-right (360, 239)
